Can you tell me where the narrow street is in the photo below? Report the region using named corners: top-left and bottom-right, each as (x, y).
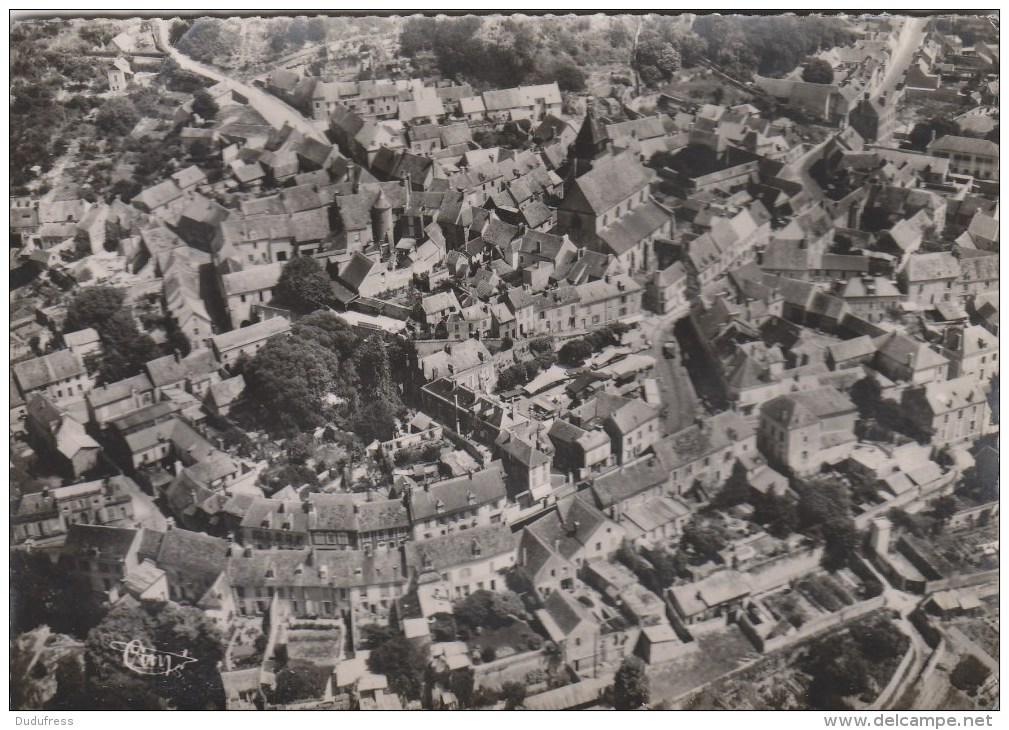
top-left (643, 311), bottom-right (700, 433)
top-left (872, 16), bottom-right (928, 100)
top-left (154, 19), bottom-right (330, 144)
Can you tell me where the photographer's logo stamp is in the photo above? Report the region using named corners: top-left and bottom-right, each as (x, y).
top-left (110, 640), bottom-right (197, 677)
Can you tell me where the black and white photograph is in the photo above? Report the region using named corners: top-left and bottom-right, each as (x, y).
top-left (9, 10), bottom-right (999, 715)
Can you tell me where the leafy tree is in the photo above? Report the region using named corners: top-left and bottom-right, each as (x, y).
top-left (638, 65), bottom-right (664, 88)
top-left (710, 460), bottom-right (751, 509)
top-left (796, 477), bottom-right (859, 570)
top-left (273, 662), bottom-right (334, 705)
top-left (802, 58), bottom-right (835, 84)
top-left (244, 337), bottom-right (341, 434)
top-left (305, 17), bottom-right (326, 43)
top-left (85, 599), bottom-right (225, 710)
top-left (65, 286), bottom-right (126, 332)
top-left (352, 396), bottom-right (401, 443)
top-left (366, 634), bottom-right (427, 700)
top-left (802, 633), bottom-right (870, 709)
top-left (612, 656), bottom-right (650, 710)
top-left (448, 667), bottom-right (475, 707)
top-left (500, 681), bottom-right (527, 710)
top-left (551, 62), bottom-right (587, 92)
top-left (168, 20), bottom-right (191, 46)
top-left (558, 337), bottom-right (594, 365)
top-left (47, 654), bottom-right (92, 711)
top-left (275, 255), bottom-right (333, 313)
top-left (849, 376), bottom-right (882, 419)
top-left (95, 97), bottom-right (139, 137)
top-left (849, 618), bottom-right (908, 663)
top-left (680, 516), bottom-right (729, 560)
top-left (11, 551), bottom-right (106, 637)
top-left (191, 89), bottom-right (219, 121)
top-left (454, 589), bottom-right (526, 630)
top-left (929, 495), bottom-right (958, 522)
top-left (950, 654), bottom-right (991, 694)
top-left (907, 116), bottom-right (961, 152)
top-left (752, 491), bottom-right (799, 539)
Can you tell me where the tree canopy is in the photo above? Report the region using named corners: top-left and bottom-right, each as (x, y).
top-left (65, 286), bottom-right (160, 383)
top-left (611, 656), bottom-right (650, 710)
top-left (366, 634), bottom-right (427, 701)
top-left (454, 589), bottom-right (526, 630)
top-left (907, 116), bottom-right (961, 152)
top-left (802, 58), bottom-right (835, 84)
top-left (95, 97), bottom-right (140, 137)
top-left (191, 89), bottom-right (219, 121)
top-left (240, 311), bottom-right (408, 438)
top-left (274, 255), bottom-right (334, 314)
top-left (84, 599), bottom-right (226, 710)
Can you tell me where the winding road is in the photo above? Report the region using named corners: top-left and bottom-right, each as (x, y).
top-left (781, 16), bottom-right (929, 198)
top-left (154, 19), bottom-right (329, 144)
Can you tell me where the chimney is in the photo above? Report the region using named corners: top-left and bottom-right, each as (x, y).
top-left (165, 517), bottom-right (176, 530)
top-left (173, 349), bottom-right (181, 363)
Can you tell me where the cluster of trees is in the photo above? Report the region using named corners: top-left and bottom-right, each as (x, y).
top-left (65, 286), bottom-right (162, 383)
top-left (11, 551), bottom-right (106, 638)
top-left (174, 18), bottom-right (239, 65)
top-left (399, 16), bottom-right (616, 91)
top-left (708, 461), bottom-right (800, 539)
top-left (950, 654), bottom-right (992, 695)
top-left (81, 599), bottom-right (227, 710)
top-left (680, 514), bottom-right (732, 562)
top-left (693, 15), bottom-right (853, 79)
top-left (616, 543), bottom-right (690, 594)
top-left (634, 32), bottom-right (682, 88)
top-left (191, 89), bottom-right (220, 121)
top-left (95, 97), bottom-right (140, 138)
top-left (10, 21), bottom-right (109, 187)
top-left (362, 625), bottom-right (428, 701)
top-left (802, 57), bottom-right (835, 84)
top-left (907, 115), bottom-right (962, 152)
top-left (794, 476), bottom-right (859, 571)
top-left (801, 616), bottom-right (908, 710)
top-left (497, 338), bottom-right (556, 391)
top-left (274, 256), bottom-right (335, 314)
top-left (453, 589), bottom-right (527, 632)
top-left (241, 310), bottom-right (413, 439)
top-left (272, 662), bottom-right (332, 706)
top-left (557, 323), bottom-right (630, 365)
top-left (264, 16), bottom-right (327, 54)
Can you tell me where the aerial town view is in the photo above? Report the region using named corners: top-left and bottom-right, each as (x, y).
top-left (9, 11), bottom-right (999, 714)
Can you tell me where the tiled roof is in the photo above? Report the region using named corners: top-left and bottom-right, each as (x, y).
top-left (761, 386), bottom-right (856, 428)
top-left (904, 252), bottom-right (960, 282)
top-left (13, 349), bottom-right (85, 394)
top-left (565, 152), bottom-right (653, 216)
top-left (156, 528), bottom-right (230, 585)
top-left (405, 523), bottom-right (515, 573)
top-left (211, 316), bottom-right (290, 354)
top-left (408, 463), bottom-right (506, 520)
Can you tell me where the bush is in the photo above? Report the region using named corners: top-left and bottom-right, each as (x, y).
top-left (481, 646), bottom-right (497, 663)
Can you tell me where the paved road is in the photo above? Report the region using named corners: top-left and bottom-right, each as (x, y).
top-left (872, 16), bottom-right (928, 100)
top-left (644, 312), bottom-right (699, 433)
top-left (781, 18), bottom-right (929, 200)
top-left (154, 19), bottom-right (329, 144)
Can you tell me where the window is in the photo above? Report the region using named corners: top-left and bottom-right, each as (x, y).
top-left (595, 542), bottom-right (602, 551)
